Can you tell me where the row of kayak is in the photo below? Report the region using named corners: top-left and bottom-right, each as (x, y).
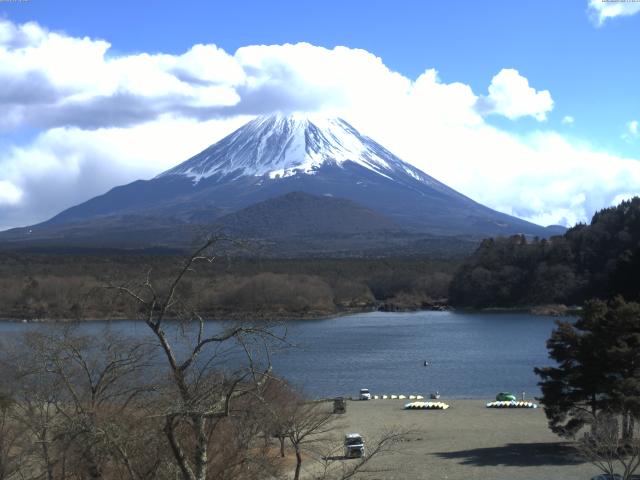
top-left (402, 400), bottom-right (538, 410)
top-left (486, 401), bottom-right (538, 408)
top-left (404, 401), bottom-right (450, 410)
top-left (369, 394), bottom-right (425, 400)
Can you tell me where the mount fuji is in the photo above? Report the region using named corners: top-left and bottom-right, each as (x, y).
top-left (0, 114), bottom-right (563, 254)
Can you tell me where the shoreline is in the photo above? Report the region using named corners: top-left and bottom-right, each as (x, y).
top-left (0, 302), bottom-right (578, 324)
top-left (0, 302), bottom-right (445, 323)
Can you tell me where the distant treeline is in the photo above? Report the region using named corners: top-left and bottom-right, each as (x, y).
top-left (449, 197), bottom-right (640, 308)
top-left (0, 253), bottom-right (458, 320)
top-left (7, 198), bottom-right (637, 319)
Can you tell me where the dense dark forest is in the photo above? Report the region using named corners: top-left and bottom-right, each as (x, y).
top-left (449, 197), bottom-right (640, 308)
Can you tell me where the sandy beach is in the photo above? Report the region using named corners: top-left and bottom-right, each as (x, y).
top-left (310, 399), bottom-right (598, 480)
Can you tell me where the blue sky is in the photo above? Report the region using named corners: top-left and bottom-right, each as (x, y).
top-left (0, 0), bottom-right (639, 229)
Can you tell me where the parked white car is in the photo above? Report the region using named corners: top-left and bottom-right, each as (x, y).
top-left (359, 388), bottom-right (371, 400)
top-left (344, 433), bottom-right (365, 458)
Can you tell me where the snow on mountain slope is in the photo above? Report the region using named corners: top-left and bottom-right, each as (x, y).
top-left (158, 113), bottom-right (443, 189)
top-left (0, 112), bottom-right (562, 250)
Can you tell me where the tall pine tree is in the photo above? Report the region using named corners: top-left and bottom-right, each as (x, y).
top-left (535, 298), bottom-right (640, 438)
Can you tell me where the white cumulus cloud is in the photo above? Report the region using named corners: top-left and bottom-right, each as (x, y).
top-left (588, 0), bottom-right (640, 26)
top-left (476, 68), bottom-right (554, 121)
top-left (0, 19), bottom-right (639, 231)
top-left (562, 115), bottom-right (575, 124)
top-left (0, 180), bottom-right (23, 207)
top-left (0, 20), bottom-right (244, 131)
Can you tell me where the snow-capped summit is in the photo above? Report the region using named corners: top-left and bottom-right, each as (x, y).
top-left (158, 113), bottom-right (436, 187)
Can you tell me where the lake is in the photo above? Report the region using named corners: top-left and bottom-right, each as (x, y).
top-left (0, 310), bottom-right (565, 400)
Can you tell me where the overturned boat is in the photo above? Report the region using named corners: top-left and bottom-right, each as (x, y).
top-left (404, 401), bottom-right (449, 410)
top-left (486, 400), bottom-right (537, 408)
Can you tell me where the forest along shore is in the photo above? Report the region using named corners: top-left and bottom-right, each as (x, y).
top-left (0, 252), bottom-right (457, 321)
top-left (3, 198), bottom-right (639, 322)
top-left (0, 250), bottom-right (576, 322)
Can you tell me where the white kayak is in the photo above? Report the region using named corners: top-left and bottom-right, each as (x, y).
top-left (404, 401), bottom-right (450, 410)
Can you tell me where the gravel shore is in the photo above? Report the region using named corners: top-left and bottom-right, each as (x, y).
top-left (317, 399), bottom-right (598, 480)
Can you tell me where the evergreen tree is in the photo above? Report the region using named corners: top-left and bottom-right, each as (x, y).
top-left (535, 298), bottom-right (640, 438)
top-left (450, 197), bottom-right (640, 308)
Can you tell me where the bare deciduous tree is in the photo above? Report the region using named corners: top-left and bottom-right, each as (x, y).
top-left (0, 239), bottom-right (355, 480)
top-left (7, 353), bottom-right (62, 480)
top-left (578, 412), bottom-right (640, 480)
top-left (258, 379), bottom-right (301, 458)
top-left (111, 238), bottom-right (282, 480)
top-left (285, 401), bottom-right (336, 480)
top-left (258, 382), bottom-right (406, 480)
top-left (0, 391), bottom-right (26, 480)
top-left (4, 329), bottom-right (163, 480)
top-left (312, 429), bottom-right (407, 480)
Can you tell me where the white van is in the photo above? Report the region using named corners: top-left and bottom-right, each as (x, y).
top-left (344, 433), bottom-right (365, 458)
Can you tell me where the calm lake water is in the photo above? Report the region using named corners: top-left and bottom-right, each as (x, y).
top-left (0, 310), bottom-right (565, 400)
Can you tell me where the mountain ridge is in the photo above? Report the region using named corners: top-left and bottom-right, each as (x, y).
top-left (0, 114), bottom-right (564, 254)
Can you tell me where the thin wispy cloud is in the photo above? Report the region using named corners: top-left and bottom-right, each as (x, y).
top-left (622, 120), bottom-right (639, 142)
top-left (588, 0), bottom-right (640, 26)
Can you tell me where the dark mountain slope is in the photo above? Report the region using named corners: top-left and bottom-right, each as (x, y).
top-left (214, 191), bottom-right (398, 237)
